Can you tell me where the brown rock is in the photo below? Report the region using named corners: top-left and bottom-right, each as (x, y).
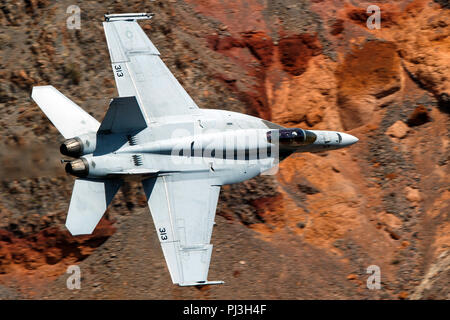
top-left (45, 247), bottom-right (63, 265)
top-left (398, 291), bottom-right (409, 300)
top-left (330, 19), bottom-right (344, 36)
top-left (407, 105), bottom-right (431, 127)
top-left (10, 69), bottom-right (34, 90)
top-left (385, 226), bottom-right (401, 240)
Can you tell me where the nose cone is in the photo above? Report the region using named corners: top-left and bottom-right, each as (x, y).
top-left (340, 133), bottom-right (359, 146)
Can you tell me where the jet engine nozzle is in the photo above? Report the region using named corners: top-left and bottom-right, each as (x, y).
top-left (60, 138), bottom-right (83, 157)
top-left (60, 133), bottom-right (97, 157)
top-left (65, 158), bottom-right (89, 177)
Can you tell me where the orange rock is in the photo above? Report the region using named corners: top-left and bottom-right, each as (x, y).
top-left (347, 274), bottom-right (358, 280)
top-left (398, 291), bottom-right (409, 300)
top-left (306, 109), bottom-right (324, 127)
top-left (405, 187), bottom-right (422, 203)
top-left (336, 41), bottom-right (402, 130)
top-left (393, 1), bottom-right (450, 103)
top-left (386, 121), bottom-right (409, 139)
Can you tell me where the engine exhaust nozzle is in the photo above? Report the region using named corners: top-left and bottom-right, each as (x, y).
top-left (60, 138), bottom-right (83, 157)
top-left (65, 158), bottom-right (89, 177)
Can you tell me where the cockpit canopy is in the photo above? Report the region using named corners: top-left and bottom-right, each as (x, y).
top-left (267, 128), bottom-right (317, 147)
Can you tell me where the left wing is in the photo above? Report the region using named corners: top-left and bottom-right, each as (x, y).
top-left (142, 175), bottom-right (223, 286)
top-left (102, 14), bottom-right (199, 123)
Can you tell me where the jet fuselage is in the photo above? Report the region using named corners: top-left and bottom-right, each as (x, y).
top-left (64, 109), bottom-right (358, 185)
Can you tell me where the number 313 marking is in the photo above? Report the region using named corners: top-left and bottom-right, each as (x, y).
top-left (159, 227), bottom-right (168, 241)
top-left (114, 64), bottom-right (124, 77)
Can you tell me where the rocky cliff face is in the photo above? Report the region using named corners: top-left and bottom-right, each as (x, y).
top-left (0, 0), bottom-right (448, 299)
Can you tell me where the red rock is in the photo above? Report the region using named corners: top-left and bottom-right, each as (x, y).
top-left (330, 19), bottom-right (344, 35)
top-left (278, 34), bottom-right (321, 76)
top-left (241, 31), bottom-right (274, 67)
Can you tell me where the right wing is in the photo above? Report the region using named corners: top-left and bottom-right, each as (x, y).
top-left (103, 17), bottom-right (199, 123)
top-left (142, 175), bottom-right (223, 286)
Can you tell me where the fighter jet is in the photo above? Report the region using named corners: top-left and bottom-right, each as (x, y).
top-left (31, 13), bottom-right (358, 286)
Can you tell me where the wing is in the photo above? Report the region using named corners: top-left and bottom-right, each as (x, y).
top-left (142, 175), bottom-right (223, 286)
top-left (103, 19), bottom-right (199, 123)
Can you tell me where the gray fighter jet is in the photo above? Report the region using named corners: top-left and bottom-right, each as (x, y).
top-left (31, 13), bottom-right (358, 286)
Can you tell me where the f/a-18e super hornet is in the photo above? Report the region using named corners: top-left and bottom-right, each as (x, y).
top-left (31, 13), bottom-right (358, 286)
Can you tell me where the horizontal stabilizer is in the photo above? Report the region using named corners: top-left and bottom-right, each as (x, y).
top-left (66, 178), bottom-right (122, 235)
top-left (98, 96), bottom-right (147, 134)
top-left (31, 86), bottom-right (100, 139)
top-left (160, 242), bottom-right (220, 286)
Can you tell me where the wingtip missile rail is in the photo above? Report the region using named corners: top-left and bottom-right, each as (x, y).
top-left (104, 12), bottom-right (154, 22)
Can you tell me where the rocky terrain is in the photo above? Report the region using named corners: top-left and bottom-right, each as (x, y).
top-left (0, 0), bottom-right (448, 299)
